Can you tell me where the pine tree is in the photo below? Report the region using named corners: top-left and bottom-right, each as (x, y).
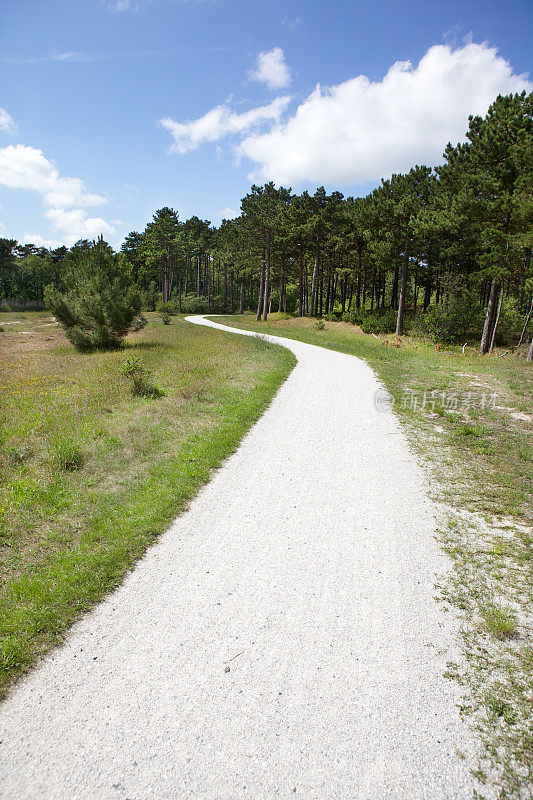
top-left (45, 238), bottom-right (145, 352)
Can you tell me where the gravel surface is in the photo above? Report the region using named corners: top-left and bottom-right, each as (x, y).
top-left (0, 315), bottom-right (485, 800)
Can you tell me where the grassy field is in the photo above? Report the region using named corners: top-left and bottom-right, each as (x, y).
top-left (0, 311), bottom-right (295, 696)
top-left (214, 313), bottom-right (532, 800)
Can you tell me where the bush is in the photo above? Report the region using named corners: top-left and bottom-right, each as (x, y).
top-left (359, 309), bottom-right (398, 334)
top-left (45, 240), bottom-right (146, 352)
top-left (156, 301), bottom-right (174, 324)
top-left (324, 312), bottom-right (339, 322)
top-left (342, 308), bottom-right (364, 325)
top-left (180, 294), bottom-right (238, 314)
top-left (181, 295), bottom-right (210, 314)
top-left (315, 319), bottom-right (325, 330)
top-left (423, 297), bottom-right (484, 344)
top-left (120, 355), bottom-right (162, 398)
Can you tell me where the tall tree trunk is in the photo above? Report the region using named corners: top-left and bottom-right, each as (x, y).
top-left (423, 279), bottom-right (431, 311)
top-left (278, 258), bottom-right (285, 313)
top-left (298, 254), bottom-right (304, 317)
top-left (489, 289), bottom-right (504, 352)
top-left (262, 238), bottom-right (270, 321)
top-left (239, 280), bottom-right (244, 314)
top-left (396, 237), bottom-right (409, 336)
top-left (223, 262), bottom-right (227, 310)
top-left (527, 337), bottom-right (533, 362)
top-left (256, 254), bottom-right (265, 321)
top-left (308, 243), bottom-right (320, 317)
top-left (331, 273), bottom-right (338, 313)
top-left (391, 263), bottom-right (400, 310)
top-left (347, 280), bottom-right (354, 312)
top-left (517, 296), bottom-right (533, 347)
top-left (480, 280), bottom-right (500, 354)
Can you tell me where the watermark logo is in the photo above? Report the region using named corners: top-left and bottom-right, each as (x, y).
top-left (373, 388), bottom-right (395, 412)
top-left (374, 388), bottom-right (498, 413)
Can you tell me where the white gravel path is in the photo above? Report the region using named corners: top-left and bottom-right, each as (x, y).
top-left (0, 315), bottom-right (483, 800)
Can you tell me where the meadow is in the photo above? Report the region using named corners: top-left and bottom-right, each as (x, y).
top-left (0, 311), bottom-right (295, 695)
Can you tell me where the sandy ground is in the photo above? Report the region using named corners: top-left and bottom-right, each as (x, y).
top-left (0, 315), bottom-right (485, 800)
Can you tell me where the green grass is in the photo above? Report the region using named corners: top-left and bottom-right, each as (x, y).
top-left (0, 312), bottom-right (295, 695)
top-left (213, 312), bottom-right (532, 800)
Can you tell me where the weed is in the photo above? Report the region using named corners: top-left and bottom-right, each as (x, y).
top-left (120, 354), bottom-right (162, 398)
top-left (51, 437), bottom-right (85, 471)
top-left (480, 604), bottom-right (518, 640)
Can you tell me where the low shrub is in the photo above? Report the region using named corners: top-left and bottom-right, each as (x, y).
top-left (423, 297), bottom-right (484, 344)
top-left (156, 301), bottom-right (174, 324)
top-left (359, 309), bottom-right (398, 334)
top-left (120, 355), bottom-right (162, 398)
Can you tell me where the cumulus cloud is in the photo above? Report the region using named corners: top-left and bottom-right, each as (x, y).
top-left (0, 144), bottom-right (115, 246)
top-left (44, 208), bottom-right (116, 245)
top-left (0, 145), bottom-right (107, 207)
top-left (249, 47), bottom-right (291, 90)
top-left (20, 233), bottom-right (64, 249)
top-left (160, 96), bottom-right (290, 154)
top-left (238, 42), bottom-right (532, 185)
top-left (0, 108), bottom-right (17, 134)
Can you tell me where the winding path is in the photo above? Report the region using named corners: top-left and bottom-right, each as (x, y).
top-left (0, 316), bottom-right (482, 800)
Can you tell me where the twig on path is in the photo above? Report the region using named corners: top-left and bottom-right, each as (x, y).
top-left (227, 650), bottom-right (244, 662)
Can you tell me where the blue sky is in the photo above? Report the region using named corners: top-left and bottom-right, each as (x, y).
top-left (0, 0), bottom-right (531, 248)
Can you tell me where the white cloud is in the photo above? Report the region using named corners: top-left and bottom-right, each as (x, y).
top-left (0, 145), bottom-right (107, 207)
top-left (0, 144), bottom-right (115, 246)
top-left (103, 0), bottom-right (138, 12)
top-left (160, 96), bottom-right (290, 154)
top-left (102, 0), bottom-right (204, 11)
top-left (239, 42), bottom-right (532, 185)
top-left (249, 47), bottom-right (291, 90)
top-left (0, 108), bottom-right (17, 134)
top-left (44, 208), bottom-right (116, 246)
top-left (20, 233), bottom-right (64, 249)
top-left (218, 207), bottom-right (239, 220)
top-left (0, 220), bottom-right (6, 234)
top-left (281, 17), bottom-right (302, 31)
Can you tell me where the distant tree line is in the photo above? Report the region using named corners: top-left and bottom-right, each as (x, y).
top-left (1, 92), bottom-right (531, 356)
